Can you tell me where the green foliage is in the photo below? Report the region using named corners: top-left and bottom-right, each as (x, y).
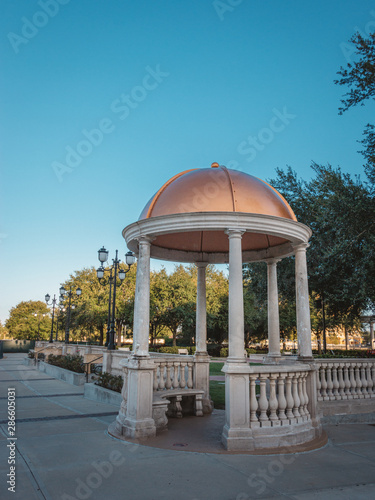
top-left (95, 372), bottom-right (124, 393)
top-left (313, 349), bottom-right (375, 358)
top-left (220, 348), bottom-right (228, 357)
top-left (47, 354), bottom-right (85, 373)
top-left (6, 301), bottom-right (51, 340)
top-left (159, 346), bottom-right (180, 354)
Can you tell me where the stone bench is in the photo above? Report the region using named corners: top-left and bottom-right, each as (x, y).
top-left (152, 389), bottom-right (204, 432)
top-left (178, 348), bottom-right (189, 355)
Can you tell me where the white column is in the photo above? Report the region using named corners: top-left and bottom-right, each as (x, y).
top-left (117, 235), bottom-right (156, 440)
top-left (226, 229), bottom-right (246, 362)
top-left (196, 262), bottom-right (208, 355)
top-left (266, 259), bottom-right (281, 358)
top-left (294, 243), bottom-right (313, 359)
top-left (370, 321), bottom-right (374, 349)
top-left (133, 235), bottom-right (152, 357)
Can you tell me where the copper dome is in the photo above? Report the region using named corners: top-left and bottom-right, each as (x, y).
top-left (123, 163), bottom-right (308, 263)
top-left (139, 164), bottom-right (296, 221)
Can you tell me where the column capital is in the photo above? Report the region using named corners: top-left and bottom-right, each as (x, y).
top-left (136, 234), bottom-right (154, 245)
top-left (264, 258), bottom-right (281, 266)
top-left (224, 228), bottom-right (246, 238)
top-left (293, 242), bottom-right (310, 253)
top-left (195, 261), bottom-right (208, 268)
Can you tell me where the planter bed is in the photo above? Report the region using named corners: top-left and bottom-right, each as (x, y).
top-left (38, 361), bottom-right (86, 386)
top-left (84, 382), bottom-right (122, 406)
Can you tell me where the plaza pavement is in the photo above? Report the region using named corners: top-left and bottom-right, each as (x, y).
top-left (1, 353), bottom-right (375, 500)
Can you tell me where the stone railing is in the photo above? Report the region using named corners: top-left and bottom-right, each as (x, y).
top-left (151, 355), bottom-right (195, 391)
top-left (315, 359), bottom-right (375, 401)
top-left (249, 365), bottom-right (311, 428)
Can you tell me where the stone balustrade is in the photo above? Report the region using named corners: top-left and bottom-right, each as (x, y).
top-left (315, 359), bottom-right (375, 401)
top-left (248, 365), bottom-right (311, 428)
top-left (151, 355), bottom-right (195, 392)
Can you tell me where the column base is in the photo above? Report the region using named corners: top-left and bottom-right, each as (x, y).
top-left (222, 424), bottom-right (254, 451)
top-left (298, 355), bottom-right (314, 363)
top-left (121, 417), bottom-right (156, 440)
top-left (263, 354), bottom-right (282, 364)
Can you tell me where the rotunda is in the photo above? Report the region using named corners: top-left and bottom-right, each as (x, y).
top-left (114, 163), bottom-right (322, 452)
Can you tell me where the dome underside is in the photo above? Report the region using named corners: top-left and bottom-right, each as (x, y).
top-left (152, 230), bottom-right (288, 254)
top-left (139, 167), bottom-right (296, 221)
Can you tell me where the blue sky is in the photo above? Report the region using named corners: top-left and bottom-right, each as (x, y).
top-left (1, 0), bottom-right (375, 323)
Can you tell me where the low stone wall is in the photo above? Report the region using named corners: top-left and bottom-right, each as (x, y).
top-left (84, 383), bottom-right (122, 406)
top-left (38, 361), bottom-right (86, 386)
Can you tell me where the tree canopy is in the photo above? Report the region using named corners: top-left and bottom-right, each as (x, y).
top-left (6, 300), bottom-right (51, 340)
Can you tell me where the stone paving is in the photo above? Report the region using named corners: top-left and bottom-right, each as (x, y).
top-left (1, 353), bottom-right (375, 500)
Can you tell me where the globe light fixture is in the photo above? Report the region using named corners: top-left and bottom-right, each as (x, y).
top-left (96, 247), bottom-right (136, 350)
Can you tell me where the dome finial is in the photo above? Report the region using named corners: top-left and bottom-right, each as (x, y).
top-left (211, 162), bottom-right (219, 168)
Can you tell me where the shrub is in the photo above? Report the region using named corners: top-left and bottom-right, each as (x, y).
top-left (28, 350), bottom-right (34, 359)
top-left (95, 372), bottom-right (124, 393)
top-left (47, 354), bottom-right (85, 373)
top-left (159, 346), bottom-right (180, 354)
top-left (220, 348), bottom-right (228, 357)
top-left (37, 353), bottom-right (45, 361)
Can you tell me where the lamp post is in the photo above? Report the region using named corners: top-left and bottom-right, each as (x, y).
top-left (96, 246), bottom-right (136, 350)
top-left (45, 293), bottom-right (58, 343)
top-left (59, 285), bottom-right (82, 344)
top-left (33, 312), bottom-right (46, 340)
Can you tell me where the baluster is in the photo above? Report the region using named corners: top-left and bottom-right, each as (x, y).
top-left (292, 373), bottom-right (301, 420)
top-left (285, 373), bottom-right (295, 423)
top-left (269, 374), bottom-right (279, 425)
top-left (258, 374), bottom-right (270, 426)
top-left (338, 363), bottom-right (346, 400)
top-left (297, 373), bottom-right (306, 418)
top-left (316, 364), bottom-right (322, 401)
top-left (332, 364), bottom-right (340, 400)
top-left (173, 362), bottom-right (180, 389)
top-left (187, 362), bottom-right (194, 389)
top-left (360, 364), bottom-right (369, 398)
top-left (302, 372), bottom-right (310, 418)
top-left (277, 374), bottom-right (287, 423)
top-left (349, 364), bottom-right (357, 399)
top-left (343, 363), bottom-right (351, 398)
top-left (153, 366), bottom-right (159, 391)
top-left (165, 362), bottom-right (172, 390)
top-left (320, 366), bottom-right (328, 400)
top-left (366, 363), bottom-right (373, 397)
top-left (159, 362), bottom-right (166, 390)
top-left (179, 362), bottom-right (187, 389)
top-left (326, 364), bottom-right (334, 400)
top-left (355, 364), bottom-right (363, 399)
top-left (249, 375), bottom-right (259, 427)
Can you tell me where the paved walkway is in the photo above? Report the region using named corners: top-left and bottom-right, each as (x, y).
top-left (1, 353), bottom-right (375, 500)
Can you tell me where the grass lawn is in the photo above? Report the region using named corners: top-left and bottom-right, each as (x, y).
top-left (209, 380), bottom-right (225, 409)
top-left (209, 362), bottom-right (224, 375)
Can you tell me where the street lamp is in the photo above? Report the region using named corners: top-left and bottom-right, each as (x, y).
top-left (59, 286), bottom-right (82, 344)
top-left (96, 247), bottom-right (136, 350)
top-left (45, 293), bottom-right (59, 343)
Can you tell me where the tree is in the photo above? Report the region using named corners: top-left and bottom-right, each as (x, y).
top-left (0, 321), bottom-right (9, 339)
top-left (335, 31), bottom-right (375, 185)
top-left (269, 164), bottom-right (375, 320)
top-left (6, 300), bottom-right (51, 340)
